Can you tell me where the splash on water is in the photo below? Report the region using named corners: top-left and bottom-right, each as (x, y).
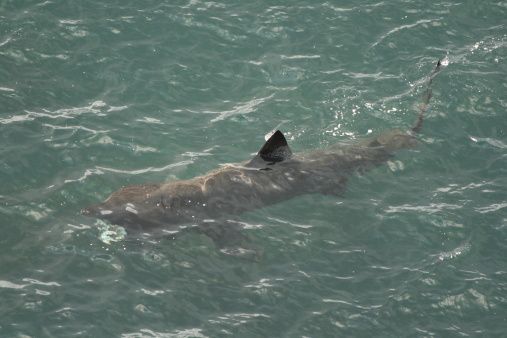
top-left (97, 220), bottom-right (127, 244)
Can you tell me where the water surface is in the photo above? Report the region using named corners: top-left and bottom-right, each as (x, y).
top-left (1, 0), bottom-right (507, 336)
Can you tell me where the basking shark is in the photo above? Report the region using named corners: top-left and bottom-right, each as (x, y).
top-left (82, 60), bottom-right (441, 260)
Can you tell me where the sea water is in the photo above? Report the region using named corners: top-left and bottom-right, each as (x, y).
top-left (1, 0), bottom-right (506, 336)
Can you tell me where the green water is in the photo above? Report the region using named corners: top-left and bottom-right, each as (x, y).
top-left (1, 0), bottom-right (507, 336)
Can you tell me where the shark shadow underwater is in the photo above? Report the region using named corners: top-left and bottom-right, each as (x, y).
top-left (82, 60), bottom-right (442, 261)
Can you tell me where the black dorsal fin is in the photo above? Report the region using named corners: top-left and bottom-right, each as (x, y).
top-left (257, 130), bottom-right (293, 162)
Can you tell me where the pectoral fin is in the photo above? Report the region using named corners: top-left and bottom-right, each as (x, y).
top-left (196, 221), bottom-right (261, 262)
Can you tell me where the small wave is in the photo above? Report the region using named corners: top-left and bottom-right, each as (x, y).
top-left (203, 94), bottom-right (274, 122)
top-left (386, 203), bottom-right (462, 214)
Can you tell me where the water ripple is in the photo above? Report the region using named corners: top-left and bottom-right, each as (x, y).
top-left (386, 203), bottom-right (463, 213)
top-left (203, 94), bottom-right (274, 122)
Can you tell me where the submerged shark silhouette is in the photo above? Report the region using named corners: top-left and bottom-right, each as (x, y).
top-left (82, 61), bottom-right (441, 260)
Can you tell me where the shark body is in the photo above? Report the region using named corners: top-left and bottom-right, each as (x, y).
top-left (82, 61), bottom-right (441, 258)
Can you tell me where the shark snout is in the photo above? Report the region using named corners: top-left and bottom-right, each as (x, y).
top-left (80, 205), bottom-right (96, 217)
top-left (81, 203), bottom-right (128, 226)
top-left (81, 203), bottom-right (108, 218)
